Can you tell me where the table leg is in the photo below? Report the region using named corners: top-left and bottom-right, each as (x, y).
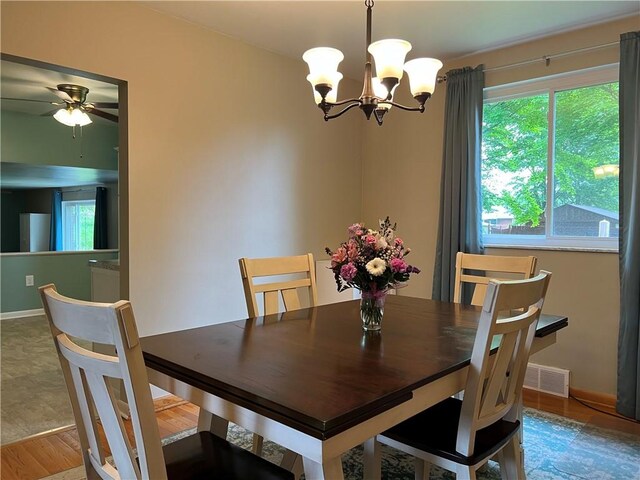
top-left (281, 450), bottom-right (303, 479)
top-left (197, 408), bottom-right (229, 438)
top-left (363, 437), bottom-right (381, 480)
top-left (303, 456), bottom-right (344, 480)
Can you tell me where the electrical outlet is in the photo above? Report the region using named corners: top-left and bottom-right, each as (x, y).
top-left (25, 275), bottom-right (34, 287)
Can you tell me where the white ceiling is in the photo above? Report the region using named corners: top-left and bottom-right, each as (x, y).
top-left (143, 1), bottom-right (639, 80)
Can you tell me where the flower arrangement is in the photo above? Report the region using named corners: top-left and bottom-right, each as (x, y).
top-left (325, 217), bottom-right (420, 296)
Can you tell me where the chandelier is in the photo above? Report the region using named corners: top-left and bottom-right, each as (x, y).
top-left (302, 0), bottom-right (443, 125)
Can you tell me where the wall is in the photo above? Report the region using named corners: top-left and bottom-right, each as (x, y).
top-left (361, 15), bottom-right (638, 396)
top-left (1, 2), bottom-right (363, 335)
top-left (1, 110), bottom-right (118, 169)
top-left (1, 251), bottom-right (118, 313)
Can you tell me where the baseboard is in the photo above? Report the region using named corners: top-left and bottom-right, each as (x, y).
top-left (0, 308), bottom-right (44, 320)
top-left (570, 387), bottom-right (616, 408)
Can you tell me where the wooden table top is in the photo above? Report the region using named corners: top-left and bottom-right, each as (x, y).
top-left (141, 296), bottom-right (568, 440)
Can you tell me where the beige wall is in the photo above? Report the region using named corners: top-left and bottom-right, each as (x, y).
top-left (362, 15), bottom-right (638, 395)
top-left (1, 1), bottom-right (363, 335)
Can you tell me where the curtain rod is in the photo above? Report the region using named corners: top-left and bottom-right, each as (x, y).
top-left (484, 40), bottom-right (619, 73)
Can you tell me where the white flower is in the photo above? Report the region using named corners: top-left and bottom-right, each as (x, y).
top-left (366, 258), bottom-right (387, 276)
top-left (375, 234), bottom-right (388, 250)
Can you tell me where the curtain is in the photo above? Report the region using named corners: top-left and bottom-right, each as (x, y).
top-left (432, 65), bottom-right (485, 303)
top-left (93, 186), bottom-right (108, 249)
top-left (617, 31), bottom-right (640, 421)
top-left (49, 190), bottom-right (62, 251)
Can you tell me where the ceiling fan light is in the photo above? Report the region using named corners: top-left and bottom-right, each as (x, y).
top-left (372, 77), bottom-right (399, 110)
top-left (71, 108), bottom-right (92, 126)
top-left (303, 47), bottom-right (344, 86)
top-left (404, 57), bottom-right (443, 96)
top-left (53, 108), bottom-right (75, 127)
top-left (368, 39), bottom-right (412, 80)
top-left (308, 72), bottom-right (343, 104)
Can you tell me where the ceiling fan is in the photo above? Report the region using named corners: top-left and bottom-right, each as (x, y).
top-left (46, 83), bottom-right (118, 124)
top-left (2, 83), bottom-right (118, 124)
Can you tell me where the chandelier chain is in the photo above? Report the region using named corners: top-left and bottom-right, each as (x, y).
top-left (365, 0), bottom-right (374, 8)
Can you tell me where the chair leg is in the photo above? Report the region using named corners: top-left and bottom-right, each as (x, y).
top-left (499, 436), bottom-right (524, 480)
top-left (252, 433), bottom-right (264, 455)
top-left (414, 458), bottom-right (431, 480)
top-left (456, 465), bottom-right (476, 479)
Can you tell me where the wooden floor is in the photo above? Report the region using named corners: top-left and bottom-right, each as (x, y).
top-left (1, 391), bottom-right (638, 480)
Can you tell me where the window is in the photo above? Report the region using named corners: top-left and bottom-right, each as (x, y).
top-left (481, 65), bottom-right (619, 249)
top-left (61, 199), bottom-right (95, 251)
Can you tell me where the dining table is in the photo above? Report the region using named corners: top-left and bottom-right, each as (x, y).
top-left (141, 295), bottom-right (568, 480)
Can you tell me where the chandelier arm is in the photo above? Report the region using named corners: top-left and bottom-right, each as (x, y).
top-left (324, 97), bottom-right (362, 108)
top-left (324, 102), bottom-right (362, 121)
top-left (379, 101), bottom-right (426, 113)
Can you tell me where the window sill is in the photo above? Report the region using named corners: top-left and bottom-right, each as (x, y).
top-left (484, 244), bottom-right (618, 254)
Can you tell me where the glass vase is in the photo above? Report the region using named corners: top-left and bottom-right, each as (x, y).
top-left (360, 291), bottom-right (387, 331)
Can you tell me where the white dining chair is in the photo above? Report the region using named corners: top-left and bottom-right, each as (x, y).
top-left (239, 253), bottom-right (318, 318)
top-left (454, 252), bottom-right (537, 306)
top-left (376, 271), bottom-right (552, 480)
top-left (39, 284), bottom-right (293, 480)
top-left (238, 254), bottom-right (317, 477)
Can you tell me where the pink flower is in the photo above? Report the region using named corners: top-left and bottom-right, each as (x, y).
top-left (340, 263), bottom-right (358, 281)
top-left (347, 240), bottom-right (359, 261)
top-left (365, 235), bottom-right (377, 246)
top-left (348, 223), bottom-right (363, 236)
top-left (395, 237), bottom-right (404, 246)
top-left (331, 247), bottom-right (348, 268)
top-left (390, 258), bottom-right (408, 273)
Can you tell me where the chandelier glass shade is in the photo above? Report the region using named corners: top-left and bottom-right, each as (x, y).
top-left (302, 0), bottom-right (443, 125)
top-left (54, 107), bottom-right (92, 127)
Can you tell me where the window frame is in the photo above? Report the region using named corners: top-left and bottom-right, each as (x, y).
top-left (482, 63), bottom-right (620, 251)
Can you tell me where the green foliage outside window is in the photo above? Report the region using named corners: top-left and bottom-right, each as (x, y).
top-left (482, 82), bottom-right (619, 231)
top-left (77, 204), bottom-right (95, 250)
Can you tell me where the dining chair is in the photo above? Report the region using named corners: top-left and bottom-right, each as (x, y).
top-left (238, 253), bottom-right (317, 473)
top-left (376, 271), bottom-right (552, 480)
top-left (454, 252), bottom-right (537, 306)
top-left (39, 284), bottom-right (293, 480)
top-left (239, 253), bottom-right (318, 318)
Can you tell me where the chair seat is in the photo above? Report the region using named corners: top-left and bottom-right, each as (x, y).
top-left (163, 431), bottom-right (294, 480)
top-left (381, 397), bottom-right (520, 466)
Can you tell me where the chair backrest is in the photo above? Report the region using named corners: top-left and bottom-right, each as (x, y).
top-left (453, 252), bottom-right (537, 306)
top-left (39, 284), bottom-right (167, 480)
top-left (456, 271), bottom-right (552, 457)
top-left (239, 253), bottom-right (318, 317)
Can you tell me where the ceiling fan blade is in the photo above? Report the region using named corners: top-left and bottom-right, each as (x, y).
top-left (1, 97), bottom-right (53, 103)
top-left (88, 108), bottom-right (118, 123)
top-left (91, 102), bottom-right (118, 109)
top-left (46, 87), bottom-right (74, 103)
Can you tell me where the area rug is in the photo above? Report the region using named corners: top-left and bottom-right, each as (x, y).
top-left (40, 407), bottom-right (640, 480)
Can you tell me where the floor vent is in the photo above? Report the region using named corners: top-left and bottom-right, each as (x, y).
top-left (523, 363), bottom-right (570, 397)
